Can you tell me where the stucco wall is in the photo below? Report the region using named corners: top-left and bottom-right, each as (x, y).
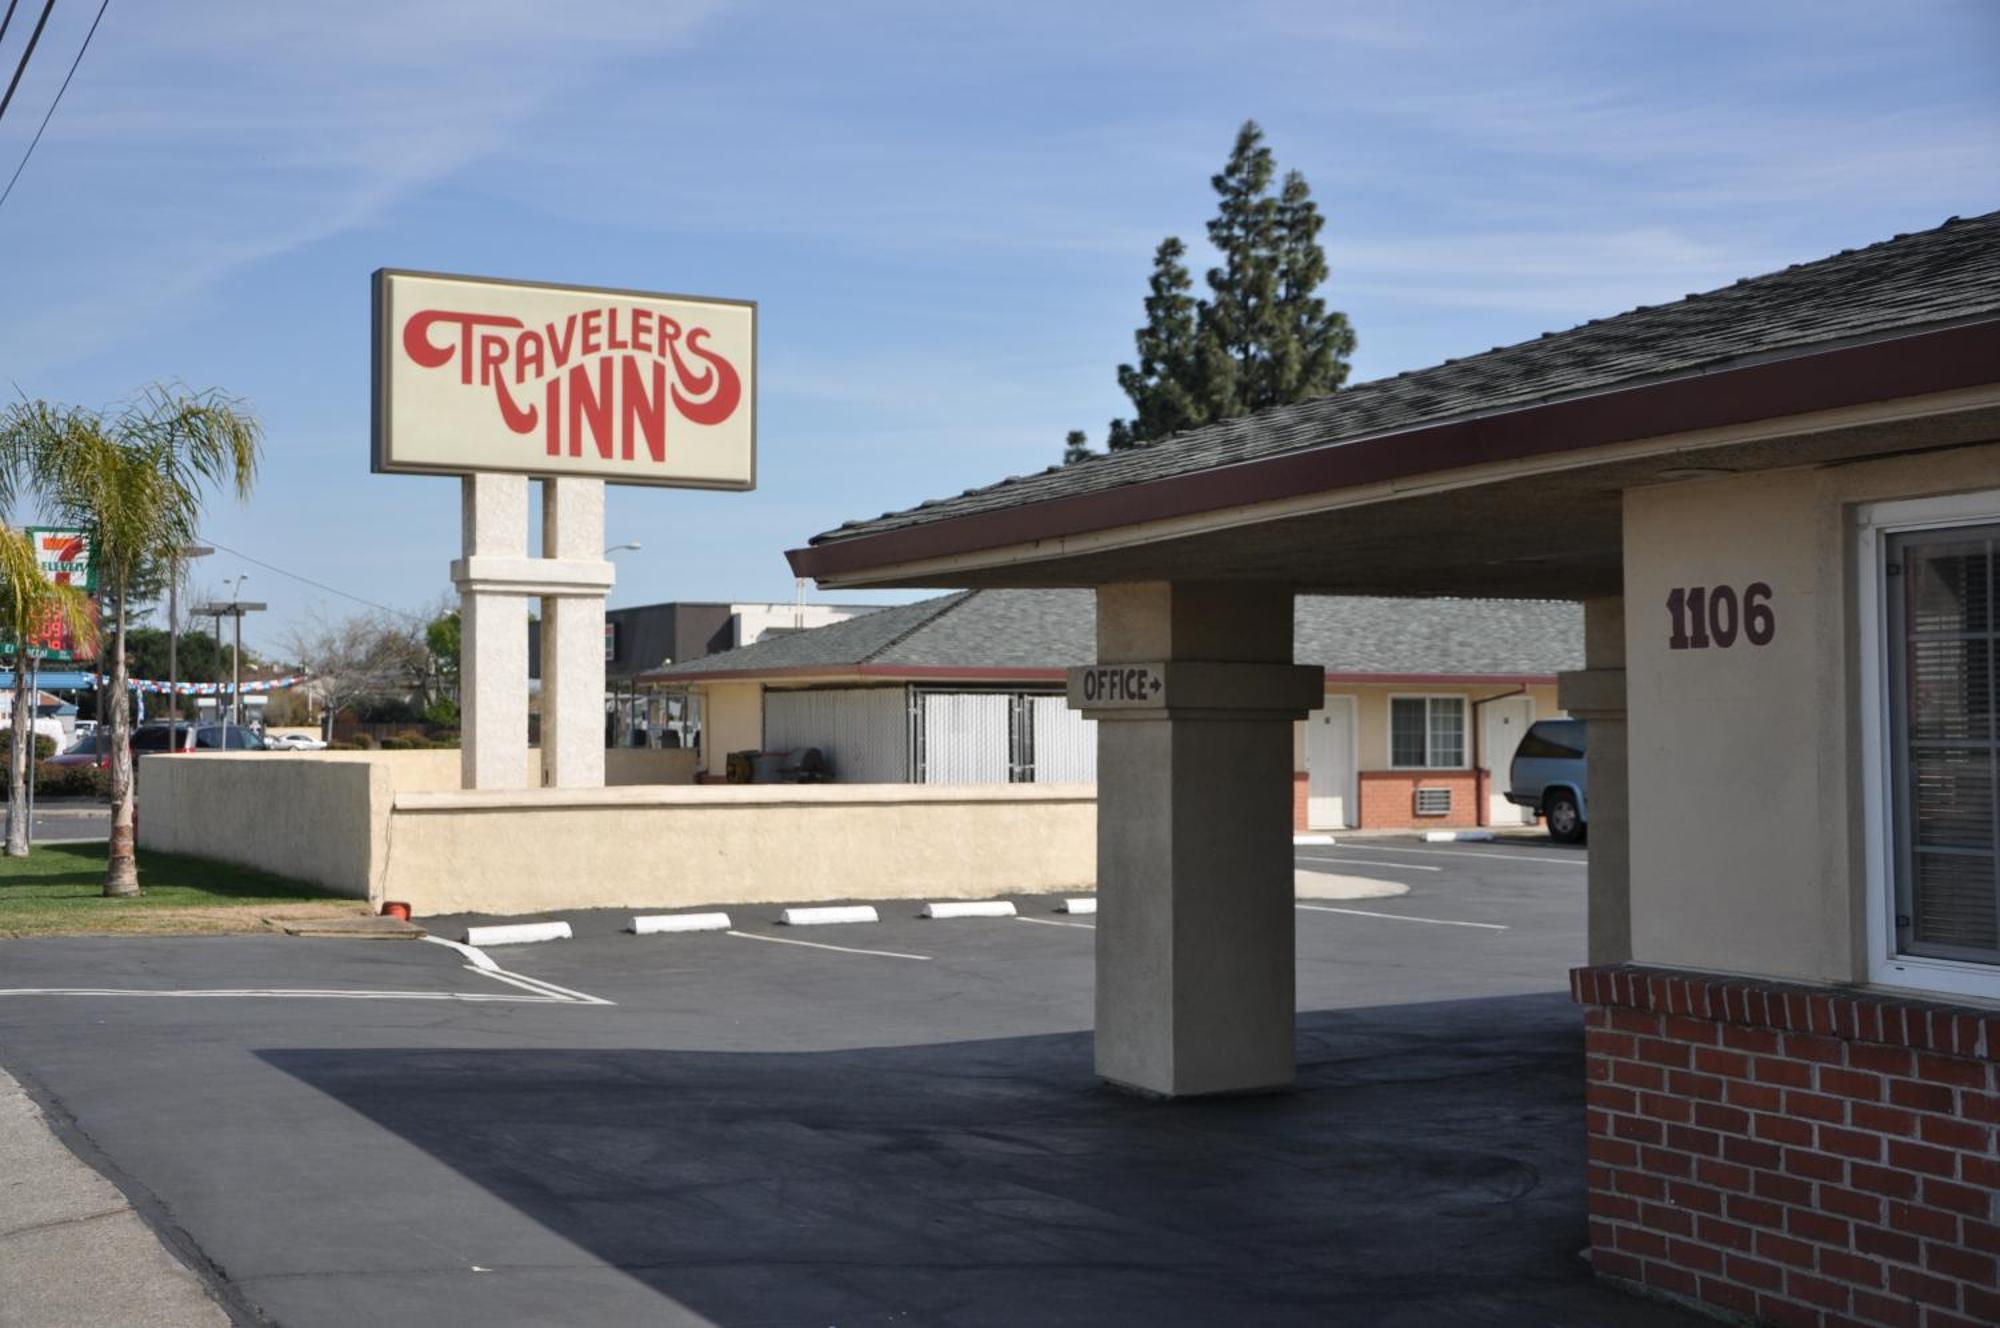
top-left (699, 681), bottom-right (763, 774)
top-left (137, 753), bottom-right (390, 899)
top-left (382, 783), bottom-right (1096, 915)
top-left (1291, 681), bottom-right (1562, 772)
top-left (1622, 439), bottom-right (2000, 985)
top-left (140, 750), bottom-right (1093, 915)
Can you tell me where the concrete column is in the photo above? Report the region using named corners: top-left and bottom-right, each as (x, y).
top-left (455, 474), bottom-right (530, 790)
top-left (1071, 582), bottom-right (1323, 1098)
top-left (539, 478), bottom-right (607, 789)
top-left (1559, 596), bottom-right (1630, 965)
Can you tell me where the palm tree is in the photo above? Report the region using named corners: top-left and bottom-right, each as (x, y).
top-left (0, 525), bottom-right (97, 856)
top-left (0, 386), bottom-right (260, 895)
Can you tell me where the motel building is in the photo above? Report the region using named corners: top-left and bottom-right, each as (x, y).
top-left (786, 213), bottom-right (2000, 1327)
top-left (643, 586), bottom-right (1580, 833)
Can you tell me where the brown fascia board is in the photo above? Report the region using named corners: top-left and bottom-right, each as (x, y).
top-left (636, 664), bottom-right (1560, 686)
top-left (786, 319), bottom-right (2000, 582)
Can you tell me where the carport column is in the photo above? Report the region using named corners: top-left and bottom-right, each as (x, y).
top-left (539, 477), bottom-right (609, 789)
top-left (1072, 583), bottom-right (1323, 1098)
top-left (1558, 596), bottom-right (1630, 965)
top-left (454, 474), bottom-right (531, 790)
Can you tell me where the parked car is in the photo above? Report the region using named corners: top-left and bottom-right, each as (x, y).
top-left (46, 722), bottom-right (271, 768)
top-left (1506, 719), bottom-right (1588, 843)
top-left (267, 732), bottom-right (328, 751)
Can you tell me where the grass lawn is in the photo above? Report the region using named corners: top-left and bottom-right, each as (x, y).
top-left (0, 842), bottom-right (363, 938)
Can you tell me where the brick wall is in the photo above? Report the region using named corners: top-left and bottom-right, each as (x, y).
top-left (1357, 770), bottom-right (1480, 829)
top-left (1572, 965), bottom-right (1999, 1327)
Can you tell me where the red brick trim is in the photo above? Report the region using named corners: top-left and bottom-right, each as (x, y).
top-left (1571, 966), bottom-right (1999, 1064)
top-left (1573, 965), bottom-right (1999, 1327)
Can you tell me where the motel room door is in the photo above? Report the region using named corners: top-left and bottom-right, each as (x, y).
top-left (1483, 695), bottom-right (1537, 825)
top-left (1305, 696), bottom-right (1356, 829)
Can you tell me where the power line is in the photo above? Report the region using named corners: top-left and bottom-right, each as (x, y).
top-left (195, 537), bottom-right (431, 624)
top-left (0, 0), bottom-right (105, 213)
top-left (0, 0), bottom-right (54, 127)
top-left (0, 0), bottom-right (24, 51)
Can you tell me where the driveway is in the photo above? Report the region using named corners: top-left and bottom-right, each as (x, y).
top-left (0, 835), bottom-right (1704, 1326)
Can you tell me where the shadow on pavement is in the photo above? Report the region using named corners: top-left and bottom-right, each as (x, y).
top-left (259, 992), bottom-right (1700, 1326)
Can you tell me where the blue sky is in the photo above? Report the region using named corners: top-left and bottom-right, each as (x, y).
top-left (0, 0), bottom-right (1994, 655)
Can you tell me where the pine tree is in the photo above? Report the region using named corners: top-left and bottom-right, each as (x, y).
top-left (1269, 168), bottom-right (1354, 404)
top-left (1198, 121), bottom-right (1281, 416)
top-left (1062, 429), bottom-right (1092, 466)
top-left (1064, 119), bottom-right (1353, 463)
top-left (1109, 238), bottom-right (1207, 450)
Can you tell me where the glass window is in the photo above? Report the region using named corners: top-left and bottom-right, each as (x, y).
top-left (1390, 696), bottom-right (1466, 768)
top-left (1888, 525), bottom-right (1999, 964)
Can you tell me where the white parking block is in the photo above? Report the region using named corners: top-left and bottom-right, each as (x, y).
top-left (1423, 830), bottom-right (1496, 843)
top-left (1060, 898), bottom-right (1097, 915)
top-left (1292, 833), bottom-right (1337, 845)
top-left (922, 900), bottom-right (1018, 919)
top-left (464, 921), bottom-right (572, 946)
top-left (778, 905), bottom-right (880, 926)
top-left (630, 912), bottom-right (732, 935)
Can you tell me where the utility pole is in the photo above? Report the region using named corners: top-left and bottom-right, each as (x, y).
top-left (167, 545), bottom-right (213, 725)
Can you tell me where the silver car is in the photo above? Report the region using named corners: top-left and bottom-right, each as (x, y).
top-left (1506, 719), bottom-right (1587, 843)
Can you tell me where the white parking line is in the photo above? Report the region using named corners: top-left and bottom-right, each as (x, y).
top-left (0, 987), bottom-right (578, 1003)
top-left (1295, 857), bottom-right (1443, 872)
top-left (1304, 844), bottom-right (1585, 867)
top-left (724, 930), bottom-right (930, 961)
top-left (1296, 904), bottom-right (1508, 930)
top-left (1015, 916), bottom-right (1095, 931)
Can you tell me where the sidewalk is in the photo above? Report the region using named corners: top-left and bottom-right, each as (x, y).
top-left (0, 1067), bottom-right (227, 1327)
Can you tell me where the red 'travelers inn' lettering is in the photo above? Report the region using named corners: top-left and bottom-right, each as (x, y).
top-left (401, 305), bottom-right (743, 462)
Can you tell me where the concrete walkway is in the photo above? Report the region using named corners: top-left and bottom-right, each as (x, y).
top-left (0, 1068), bottom-right (226, 1328)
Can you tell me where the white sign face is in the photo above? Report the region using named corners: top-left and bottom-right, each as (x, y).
top-left (373, 269), bottom-right (755, 489)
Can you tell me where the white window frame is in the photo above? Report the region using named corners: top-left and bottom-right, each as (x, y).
top-left (1387, 693), bottom-right (1469, 771)
top-left (1857, 487), bottom-right (2000, 1003)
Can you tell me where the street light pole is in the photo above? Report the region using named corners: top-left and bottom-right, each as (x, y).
top-left (193, 589), bottom-right (265, 732)
top-left (167, 545), bottom-right (213, 725)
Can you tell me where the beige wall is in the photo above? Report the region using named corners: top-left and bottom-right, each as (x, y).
top-left (699, 681), bottom-right (763, 773)
top-left (1292, 681), bottom-right (1564, 771)
top-left (140, 749), bottom-right (1093, 915)
top-left (138, 753), bottom-right (392, 899)
top-left (1622, 440), bottom-right (2000, 985)
top-left (383, 783), bottom-right (1095, 915)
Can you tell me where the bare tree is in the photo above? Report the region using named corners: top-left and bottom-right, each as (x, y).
top-left (285, 610), bottom-right (429, 736)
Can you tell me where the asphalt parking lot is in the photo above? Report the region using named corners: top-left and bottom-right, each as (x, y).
top-left (0, 835), bottom-right (1705, 1327)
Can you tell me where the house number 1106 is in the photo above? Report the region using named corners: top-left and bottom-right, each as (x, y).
top-left (1667, 583), bottom-right (1774, 650)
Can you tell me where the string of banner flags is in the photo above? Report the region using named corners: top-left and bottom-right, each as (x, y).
top-left (128, 675), bottom-right (307, 696)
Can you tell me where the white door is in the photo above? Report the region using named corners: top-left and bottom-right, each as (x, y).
top-left (1305, 696), bottom-right (1356, 829)
top-left (1484, 696), bottom-right (1536, 825)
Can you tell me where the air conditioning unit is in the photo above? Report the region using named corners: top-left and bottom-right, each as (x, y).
top-left (1414, 787), bottom-right (1453, 817)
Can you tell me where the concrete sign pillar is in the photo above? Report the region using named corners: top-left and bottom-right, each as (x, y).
top-left (1069, 582), bottom-right (1323, 1098)
top-left (539, 478), bottom-right (607, 790)
top-left (450, 474), bottom-right (614, 791)
top-left (455, 474), bottom-right (530, 790)
top-left (1559, 595), bottom-right (1630, 965)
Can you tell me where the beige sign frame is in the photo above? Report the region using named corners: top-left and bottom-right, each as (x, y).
top-left (373, 268), bottom-right (756, 490)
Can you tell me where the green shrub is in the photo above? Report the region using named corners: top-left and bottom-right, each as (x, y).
top-left (33, 734), bottom-right (55, 761)
top-left (379, 736), bottom-right (411, 751)
top-left (326, 740), bottom-right (363, 751)
top-left (11, 761), bottom-right (111, 800)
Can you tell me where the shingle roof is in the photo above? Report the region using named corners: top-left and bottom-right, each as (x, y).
top-left (646, 589), bottom-right (1581, 679)
top-left (811, 211), bottom-right (2000, 547)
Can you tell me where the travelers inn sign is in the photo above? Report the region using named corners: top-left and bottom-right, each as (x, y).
top-left (373, 269), bottom-right (756, 490)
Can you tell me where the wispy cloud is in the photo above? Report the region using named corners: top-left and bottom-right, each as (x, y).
top-left (0, 1), bottom-right (722, 374)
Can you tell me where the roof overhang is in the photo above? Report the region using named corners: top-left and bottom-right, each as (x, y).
top-left (640, 665), bottom-right (1559, 687)
top-left (788, 320), bottom-right (2000, 598)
